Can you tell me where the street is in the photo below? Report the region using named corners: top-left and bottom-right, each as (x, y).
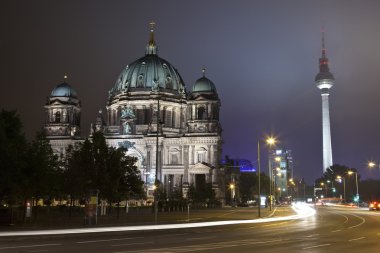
top-left (0, 205), bottom-right (379, 252)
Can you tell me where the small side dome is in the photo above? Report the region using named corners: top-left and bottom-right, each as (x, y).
top-left (51, 82), bottom-right (78, 98)
top-left (192, 77), bottom-right (216, 93)
top-left (190, 69), bottom-right (218, 99)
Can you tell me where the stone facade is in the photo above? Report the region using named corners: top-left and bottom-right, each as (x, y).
top-left (43, 25), bottom-right (223, 200)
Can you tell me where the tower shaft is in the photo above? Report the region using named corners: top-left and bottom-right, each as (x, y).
top-left (321, 93), bottom-right (333, 172)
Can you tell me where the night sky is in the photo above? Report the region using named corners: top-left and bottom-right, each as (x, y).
top-left (2, 0), bottom-right (380, 183)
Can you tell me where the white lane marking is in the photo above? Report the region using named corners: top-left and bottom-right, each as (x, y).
top-left (266, 207), bottom-right (278, 218)
top-left (154, 233), bottom-right (189, 238)
top-left (111, 242), bottom-right (153, 247)
top-left (186, 236), bottom-right (216, 241)
top-left (76, 237), bottom-right (142, 244)
top-left (113, 239), bottom-right (284, 253)
top-left (304, 234), bottom-right (319, 238)
top-left (342, 214), bottom-right (349, 223)
top-left (0, 244), bottom-right (61, 250)
top-left (349, 237), bottom-right (365, 241)
top-left (331, 229), bottom-right (341, 233)
top-left (347, 214), bottom-right (366, 229)
top-left (0, 203), bottom-right (315, 237)
top-left (302, 243), bottom-right (331, 250)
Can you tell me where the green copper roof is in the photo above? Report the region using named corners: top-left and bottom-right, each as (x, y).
top-left (109, 23), bottom-right (186, 97)
top-left (51, 82), bottom-right (78, 98)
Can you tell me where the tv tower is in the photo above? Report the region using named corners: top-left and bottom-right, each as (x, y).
top-left (315, 30), bottom-right (334, 173)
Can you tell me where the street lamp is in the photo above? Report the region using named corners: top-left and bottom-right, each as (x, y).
top-left (336, 175), bottom-right (346, 202)
top-left (347, 171), bottom-right (359, 206)
top-left (320, 182), bottom-right (327, 197)
top-left (326, 180), bottom-right (334, 197)
top-left (154, 95), bottom-right (161, 224)
top-left (266, 137), bottom-right (276, 211)
top-left (229, 183), bottom-right (235, 203)
top-left (368, 161), bottom-right (380, 170)
top-left (258, 136), bottom-right (277, 216)
top-left (368, 161), bottom-right (376, 168)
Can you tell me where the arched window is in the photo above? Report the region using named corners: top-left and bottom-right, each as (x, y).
top-left (165, 109), bottom-right (172, 127)
top-left (169, 148), bottom-right (180, 165)
top-left (197, 107), bottom-right (206, 120)
top-left (55, 111), bottom-right (61, 123)
top-left (195, 147), bottom-right (207, 163)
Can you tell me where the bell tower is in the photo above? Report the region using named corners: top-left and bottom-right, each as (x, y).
top-left (44, 75), bottom-right (81, 139)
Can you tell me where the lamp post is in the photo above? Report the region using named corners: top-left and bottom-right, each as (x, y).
top-left (229, 183), bottom-right (235, 204)
top-left (320, 182), bottom-right (326, 197)
top-left (257, 141), bottom-right (261, 217)
top-left (143, 166), bottom-right (150, 198)
top-left (326, 180), bottom-right (334, 197)
top-left (266, 137), bottom-right (276, 211)
top-left (347, 171), bottom-right (359, 206)
top-left (154, 97), bottom-right (160, 224)
top-left (273, 156), bottom-right (281, 206)
top-left (258, 137), bottom-right (276, 216)
top-left (336, 175), bottom-right (346, 202)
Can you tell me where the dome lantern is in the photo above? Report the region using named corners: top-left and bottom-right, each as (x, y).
top-left (146, 21), bottom-right (157, 55)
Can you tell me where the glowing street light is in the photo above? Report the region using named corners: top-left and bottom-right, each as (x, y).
top-left (368, 161), bottom-right (380, 170)
top-left (266, 137), bottom-right (276, 146)
top-left (347, 171), bottom-right (359, 205)
top-left (336, 175), bottom-right (346, 201)
top-left (229, 183), bottom-right (235, 202)
top-left (368, 161), bottom-right (376, 168)
top-left (258, 136), bottom-right (277, 216)
top-left (266, 137), bottom-right (277, 211)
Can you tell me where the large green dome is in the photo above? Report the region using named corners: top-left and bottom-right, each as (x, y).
top-left (109, 26), bottom-right (185, 98)
top-left (110, 54), bottom-right (185, 95)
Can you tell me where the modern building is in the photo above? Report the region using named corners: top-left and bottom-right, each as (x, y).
top-left (268, 148), bottom-right (293, 200)
top-left (43, 24), bottom-right (223, 200)
top-left (315, 31), bottom-right (334, 173)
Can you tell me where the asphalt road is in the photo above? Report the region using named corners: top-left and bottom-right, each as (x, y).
top-left (0, 205), bottom-right (379, 253)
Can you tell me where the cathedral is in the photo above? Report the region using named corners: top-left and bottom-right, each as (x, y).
top-left (43, 24), bottom-right (223, 200)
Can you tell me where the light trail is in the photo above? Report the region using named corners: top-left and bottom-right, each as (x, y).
top-left (0, 203), bottom-right (315, 237)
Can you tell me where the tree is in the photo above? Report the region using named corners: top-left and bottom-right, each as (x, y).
top-left (359, 179), bottom-right (380, 202)
top-left (239, 173), bottom-right (256, 202)
top-left (23, 132), bottom-right (61, 203)
top-left (315, 164), bottom-right (359, 201)
top-left (0, 110), bottom-right (28, 204)
top-left (64, 132), bottom-right (144, 207)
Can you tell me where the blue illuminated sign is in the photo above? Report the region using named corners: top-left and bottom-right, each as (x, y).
top-left (240, 167), bottom-right (256, 172)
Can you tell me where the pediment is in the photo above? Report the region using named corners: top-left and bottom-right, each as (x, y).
top-left (189, 162), bottom-right (212, 173)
